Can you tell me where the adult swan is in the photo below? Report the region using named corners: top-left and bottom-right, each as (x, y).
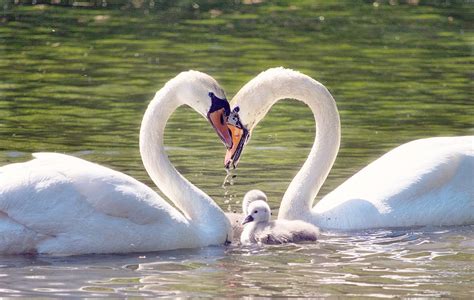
top-left (225, 67), bottom-right (473, 230)
top-left (0, 71), bottom-right (234, 255)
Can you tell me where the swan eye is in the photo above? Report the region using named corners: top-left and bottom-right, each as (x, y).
top-left (254, 210), bottom-right (258, 214)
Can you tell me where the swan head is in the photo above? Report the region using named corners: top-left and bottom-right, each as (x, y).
top-left (224, 68), bottom-right (290, 168)
top-left (173, 70), bottom-right (233, 149)
top-left (224, 106), bottom-right (250, 169)
top-left (207, 92), bottom-right (233, 149)
top-left (242, 189), bottom-right (268, 214)
top-left (242, 200), bottom-right (271, 225)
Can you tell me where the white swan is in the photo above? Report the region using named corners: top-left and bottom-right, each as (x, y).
top-left (225, 189), bottom-right (268, 239)
top-left (0, 71), bottom-right (234, 255)
top-left (241, 198), bottom-right (319, 245)
top-left (225, 67), bottom-right (474, 230)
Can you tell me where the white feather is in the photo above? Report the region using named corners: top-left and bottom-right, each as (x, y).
top-left (241, 199), bottom-right (319, 245)
top-left (0, 71), bottom-right (232, 255)
top-left (231, 67), bottom-right (474, 230)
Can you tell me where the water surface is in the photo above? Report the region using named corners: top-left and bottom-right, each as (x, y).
top-left (1, 227), bottom-right (473, 297)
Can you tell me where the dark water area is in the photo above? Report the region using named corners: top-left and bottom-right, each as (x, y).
top-left (0, 0), bottom-right (473, 297)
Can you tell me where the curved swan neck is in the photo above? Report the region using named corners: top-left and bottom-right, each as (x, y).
top-left (139, 77), bottom-right (225, 226)
top-left (234, 68), bottom-right (341, 221)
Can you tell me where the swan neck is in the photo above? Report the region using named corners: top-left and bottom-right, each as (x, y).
top-left (235, 69), bottom-right (340, 222)
top-left (280, 85), bottom-right (340, 222)
top-left (139, 87), bottom-right (225, 227)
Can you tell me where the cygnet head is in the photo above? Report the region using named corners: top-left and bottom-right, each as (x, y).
top-left (242, 200), bottom-right (271, 225)
top-left (242, 189), bottom-right (267, 214)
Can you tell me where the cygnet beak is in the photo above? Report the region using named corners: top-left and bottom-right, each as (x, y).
top-left (242, 215), bottom-right (254, 225)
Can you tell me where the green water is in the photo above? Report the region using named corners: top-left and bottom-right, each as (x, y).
top-left (0, 0), bottom-right (473, 297)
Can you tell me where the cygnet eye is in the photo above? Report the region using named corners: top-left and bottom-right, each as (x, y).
top-left (254, 210), bottom-right (258, 214)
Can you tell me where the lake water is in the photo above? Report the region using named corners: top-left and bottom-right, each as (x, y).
top-left (0, 0), bottom-right (473, 297)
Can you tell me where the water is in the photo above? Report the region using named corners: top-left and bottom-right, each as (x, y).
top-left (1, 227), bottom-right (473, 297)
top-left (0, 0), bottom-right (473, 297)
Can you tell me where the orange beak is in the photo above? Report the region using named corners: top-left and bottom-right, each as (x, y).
top-left (208, 108), bottom-right (233, 149)
top-left (224, 123), bottom-right (248, 169)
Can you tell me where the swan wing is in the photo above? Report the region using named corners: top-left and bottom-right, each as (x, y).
top-left (0, 153), bottom-right (188, 253)
top-left (34, 153), bottom-right (184, 223)
top-left (316, 136), bottom-right (474, 229)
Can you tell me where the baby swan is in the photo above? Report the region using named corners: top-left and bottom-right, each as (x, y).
top-left (241, 200), bottom-right (319, 245)
top-left (242, 189), bottom-right (268, 214)
top-left (226, 189), bottom-right (268, 239)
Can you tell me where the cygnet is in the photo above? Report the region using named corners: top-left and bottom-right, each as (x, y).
top-left (242, 189), bottom-right (268, 214)
top-left (241, 200), bottom-right (319, 245)
top-left (226, 189), bottom-right (268, 240)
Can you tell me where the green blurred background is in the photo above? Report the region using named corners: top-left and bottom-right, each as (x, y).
top-left (0, 0), bottom-right (472, 211)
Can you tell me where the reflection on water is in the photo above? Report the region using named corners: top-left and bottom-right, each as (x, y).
top-left (0, 0), bottom-right (473, 298)
top-left (0, 227), bottom-right (473, 297)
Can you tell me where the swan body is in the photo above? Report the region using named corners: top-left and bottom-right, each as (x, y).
top-left (226, 67), bottom-right (474, 230)
top-left (226, 189), bottom-right (268, 239)
top-left (0, 71), bottom-right (233, 255)
top-left (0, 153), bottom-right (196, 254)
top-left (241, 199), bottom-right (319, 245)
top-left (314, 136), bottom-right (473, 229)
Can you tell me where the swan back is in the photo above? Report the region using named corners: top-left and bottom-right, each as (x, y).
top-left (314, 136), bottom-right (474, 229)
top-left (0, 153), bottom-right (200, 254)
